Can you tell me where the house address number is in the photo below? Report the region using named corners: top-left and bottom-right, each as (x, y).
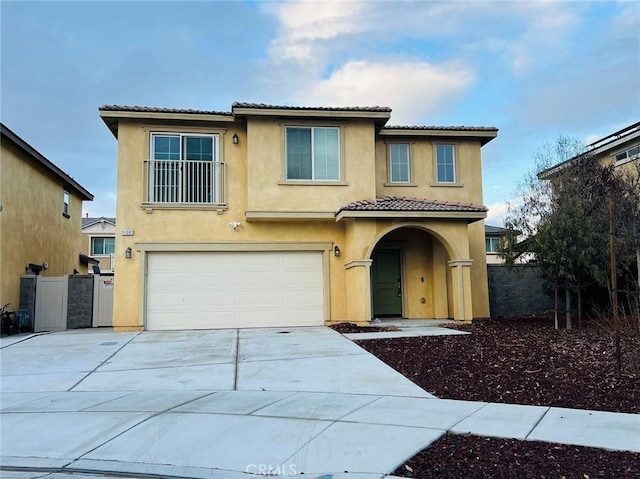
top-left (121, 229), bottom-right (135, 236)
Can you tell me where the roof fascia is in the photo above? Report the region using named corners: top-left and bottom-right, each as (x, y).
top-left (98, 110), bottom-right (234, 138)
top-left (335, 210), bottom-right (487, 222)
top-left (379, 128), bottom-right (498, 145)
top-left (232, 107), bottom-right (391, 122)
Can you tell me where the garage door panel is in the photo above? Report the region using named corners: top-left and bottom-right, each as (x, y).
top-left (282, 271), bottom-right (323, 288)
top-left (192, 311), bottom-right (237, 329)
top-left (148, 254), bottom-right (195, 271)
top-left (283, 290), bottom-right (323, 308)
top-left (239, 290), bottom-right (282, 309)
top-left (147, 291), bottom-right (194, 311)
top-left (237, 271), bottom-right (282, 289)
top-left (193, 291), bottom-right (238, 309)
top-left (194, 271), bottom-right (237, 288)
top-left (281, 252), bottom-right (318, 268)
top-left (239, 252), bottom-right (281, 270)
top-left (146, 251), bottom-right (324, 330)
top-left (148, 271), bottom-right (193, 288)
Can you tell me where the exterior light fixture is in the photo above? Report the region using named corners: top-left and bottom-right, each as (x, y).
top-left (125, 247), bottom-right (132, 259)
top-left (232, 133), bottom-right (239, 145)
top-left (230, 221), bottom-right (241, 230)
top-left (334, 245), bottom-right (340, 257)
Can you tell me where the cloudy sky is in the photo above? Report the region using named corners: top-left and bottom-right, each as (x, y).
top-left (2, 0), bottom-right (638, 224)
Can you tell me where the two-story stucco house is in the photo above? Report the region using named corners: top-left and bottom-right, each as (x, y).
top-left (540, 121), bottom-right (639, 179)
top-left (0, 123), bottom-right (94, 310)
top-left (82, 216), bottom-right (116, 273)
top-left (99, 103), bottom-right (497, 331)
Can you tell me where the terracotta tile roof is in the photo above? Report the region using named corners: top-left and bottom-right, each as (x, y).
top-left (383, 125), bottom-right (498, 132)
top-left (232, 102), bottom-right (392, 113)
top-left (337, 196), bottom-right (487, 214)
top-left (99, 105), bottom-right (232, 116)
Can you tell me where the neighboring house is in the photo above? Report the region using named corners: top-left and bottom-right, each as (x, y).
top-left (540, 121), bottom-right (640, 179)
top-left (485, 225), bottom-right (508, 264)
top-left (99, 102), bottom-right (497, 331)
top-left (0, 123), bottom-right (94, 309)
top-left (82, 216), bottom-right (116, 273)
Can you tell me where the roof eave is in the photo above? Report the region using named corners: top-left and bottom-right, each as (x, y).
top-left (98, 109), bottom-right (235, 138)
top-left (1, 124), bottom-right (93, 201)
top-left (232, 106), bottom-right (391, 123)
top-left (379, 128), bottom-right (498, 145)
top-left (335, 210), bottom-right (487, 222)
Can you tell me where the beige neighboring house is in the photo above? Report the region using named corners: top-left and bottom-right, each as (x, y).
top-left (0, 123), bottom-right (94, 309)
top-left (82, 216), bottom-right (116, 273)
top-left (541, 121), bottom-right (640, 178)
top-left (485, 225), bottom-right (508, 264)
top-left (99, 102), bottom-right (498, 331)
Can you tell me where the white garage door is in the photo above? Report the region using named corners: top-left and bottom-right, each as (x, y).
top-left (146, 251), bottom-right (324, 330)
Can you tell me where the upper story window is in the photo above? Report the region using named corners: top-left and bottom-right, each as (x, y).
top-left (486, 237), bottom-right (500, 253)
top-left (286, 126), bottom-right (340, 181)
top-left (147, 133), bottom-right (223, 204)
top-left (389, 143), bottom-right (410, 183)
top-left (614, 144), bottom-right (639, 165)
top-left (436, 144), bottom-right (456, 183)
top-left (92, 237), bottom-right (115, 255)
top-left (63, 191), bottom-right (70, 217)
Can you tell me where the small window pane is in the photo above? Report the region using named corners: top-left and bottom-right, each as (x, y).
top-left (389, 144), bottom-right (409, 182)
top-left (184, 136), bottom-right (213, 161)
top-left (436, 145), bottom-right (455, 183)
top-left (92, 237), bottom-right (116, 255)
top-left (92, 238), bottom-right (103, 255)
top-left (286, 127), bottom-right (339, 181)
top-left (154, 136), bottom-right (180, 161)
top-left (313, 127), bottom-right (340, 180)
top-left (104, 238), bottom-right (115, 255)
top-left (486, 237), bottom-right (500, 253)
top-left (286, 128), bottom-right (313, 180)
top-left (63, 191), bottom-right (70, 215)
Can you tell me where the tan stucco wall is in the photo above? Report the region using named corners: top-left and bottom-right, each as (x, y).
top-left (376, 139), bottom-right (484, 204)
top-left (0, 141), bottom-right (87, 308)
top-left (109, 115), bottom-right (491, 329)
top-left (246, 118), bottom-right (377, 212)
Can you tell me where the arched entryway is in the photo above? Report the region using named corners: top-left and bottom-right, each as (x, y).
top-left (368, 225), bottom-right (454, 320)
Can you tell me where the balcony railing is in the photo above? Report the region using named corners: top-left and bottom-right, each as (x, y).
top-left (144, 159), bottom-right (225, 205)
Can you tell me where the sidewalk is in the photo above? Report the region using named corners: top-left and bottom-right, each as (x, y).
top-left (1, 327), bottom-right (638, 479)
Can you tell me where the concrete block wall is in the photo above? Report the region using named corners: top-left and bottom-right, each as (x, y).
top-left (487, 265), bottom-right (563, 318)
top-left (18, 275), bottom-right (36, 331)
top-left (66, 275), bottom-right (94, 329)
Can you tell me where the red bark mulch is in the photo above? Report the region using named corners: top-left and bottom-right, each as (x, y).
top-left (332, 317), bottom-right (640, 478)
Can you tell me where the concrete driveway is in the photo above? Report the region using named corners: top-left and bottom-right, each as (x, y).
top-left (1, 327), bottom-right (638, 479)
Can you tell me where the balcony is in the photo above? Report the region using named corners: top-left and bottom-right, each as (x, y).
top-left (144, 159), bottom-right (225, 206)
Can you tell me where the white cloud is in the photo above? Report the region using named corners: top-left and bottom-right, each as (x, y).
top-left (266, 0), bottom-right (366, 63)
top-left (486, 201), bottom-right (511, 226)
top-left (298, 59), bottom-right (475, 124)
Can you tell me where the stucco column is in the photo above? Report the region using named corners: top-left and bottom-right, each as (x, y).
top-left (448, 259), bottom-right (473, 322)
top-left (344, 259), bottom-right (372, 324)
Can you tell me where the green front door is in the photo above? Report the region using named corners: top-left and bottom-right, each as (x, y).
top-left (372, 249), bottom-right (402, 317)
